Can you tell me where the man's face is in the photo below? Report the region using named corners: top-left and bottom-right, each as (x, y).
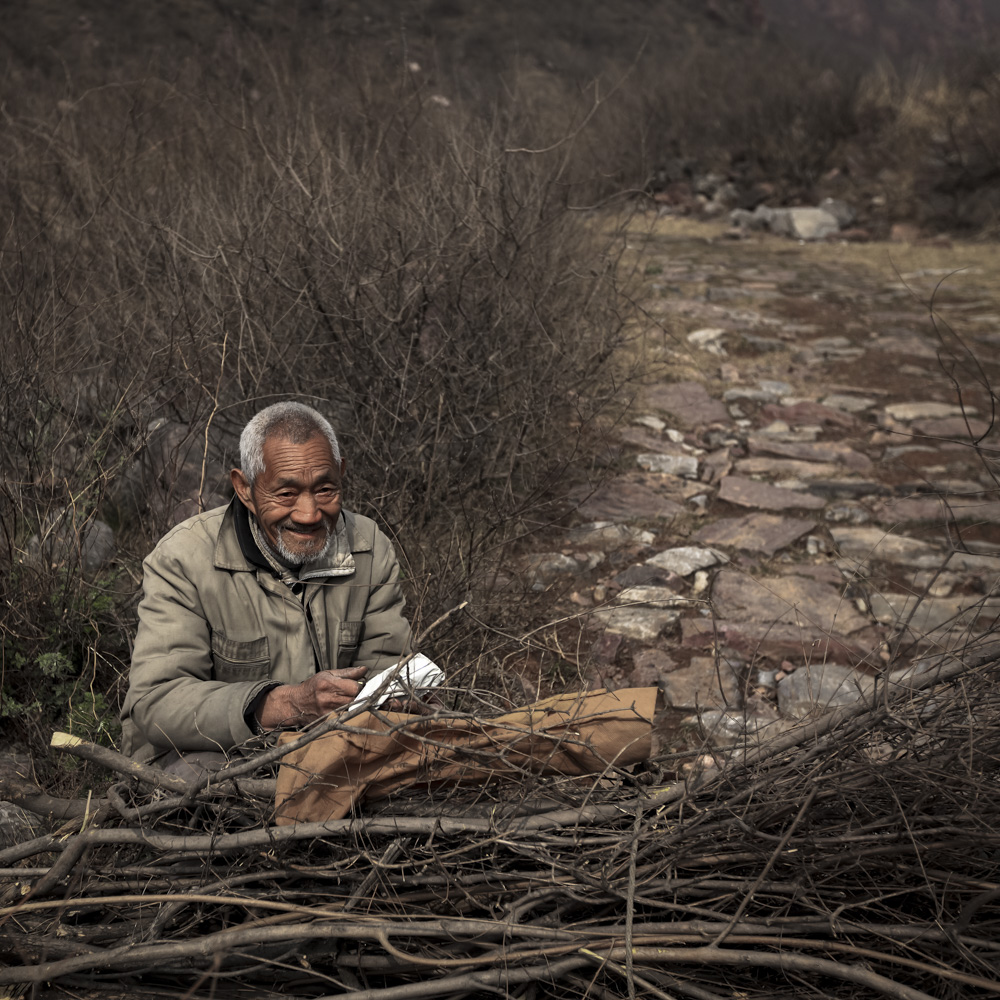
top-left (232, 433), bottom-right (346, 565)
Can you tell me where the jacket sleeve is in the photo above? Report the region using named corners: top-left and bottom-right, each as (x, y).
top-left (352, 528), bottom-right (415, 672)
top-left (123, 542), bottom-right (270, 755)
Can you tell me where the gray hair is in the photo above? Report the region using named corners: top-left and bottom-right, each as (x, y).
top-left (239, 402), bottom-right (341, 487)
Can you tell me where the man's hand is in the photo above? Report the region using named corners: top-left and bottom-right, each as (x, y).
top-left (256, 666), bottom-right (368, 730)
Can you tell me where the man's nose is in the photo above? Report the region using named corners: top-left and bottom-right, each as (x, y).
top-left (292, 493), bottom-right (323, 523)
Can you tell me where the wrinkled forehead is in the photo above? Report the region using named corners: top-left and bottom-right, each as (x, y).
top-left (260, 432), bottom-right (339, 480)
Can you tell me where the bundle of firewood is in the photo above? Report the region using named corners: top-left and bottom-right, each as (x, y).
top-left (2, 639), bottom-right (999, 1000)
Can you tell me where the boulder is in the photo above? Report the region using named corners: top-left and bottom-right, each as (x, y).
top-left (687, 708), bottom-right (794, 747)
top-left (777, 663), bottom-right (873, 719)
top-left (118, 418), bottom-right (234, 526)
top-left (818, 198), bottom-right (856, 228)
top-left (27, 509), bottom-right (115, 574)
top-left (768, 207), bottom-right (841, 241)
top-left (522, 553), bottom-right (580, 589)
top-left (0, 800), bottom-right (39, 849)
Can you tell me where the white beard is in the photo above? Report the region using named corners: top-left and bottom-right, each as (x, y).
top-left (274, 523), bottom-right (335, 566)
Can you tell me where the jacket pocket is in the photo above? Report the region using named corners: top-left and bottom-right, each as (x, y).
top-left (210, 632), bottom-right (270, 682)
top-left (336, 620), bottom-right (364, 669)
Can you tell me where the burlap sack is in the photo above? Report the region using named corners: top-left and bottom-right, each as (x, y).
top-left (273, 687), bottom-right (656, 824)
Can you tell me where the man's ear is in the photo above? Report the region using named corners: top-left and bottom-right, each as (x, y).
top-left (339, 456), bottom-right (347, 478)
top-left (231, 468), bottom-right (256, 513)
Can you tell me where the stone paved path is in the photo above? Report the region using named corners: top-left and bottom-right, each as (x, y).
top-left (519, 217), bottom-right (1000, 750)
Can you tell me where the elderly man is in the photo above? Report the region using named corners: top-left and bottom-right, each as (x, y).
top-left (121, 402), bottom-right (414, 763)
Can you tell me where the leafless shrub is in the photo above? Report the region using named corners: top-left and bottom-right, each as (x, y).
top-left (0, 39), bottom-right (631, 746)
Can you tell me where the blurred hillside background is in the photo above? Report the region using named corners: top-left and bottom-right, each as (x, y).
top-left (0, 0), bottom-right (1000, 231)
top-left (5, 0), bottom-right (1000, 231)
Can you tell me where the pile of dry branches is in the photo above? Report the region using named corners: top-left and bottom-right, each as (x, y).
top-left (2, 640), bottom-right (999, 1000)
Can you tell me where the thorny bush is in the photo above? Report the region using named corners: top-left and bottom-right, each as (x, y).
top-left (0, 42), bottom-right (630, 750)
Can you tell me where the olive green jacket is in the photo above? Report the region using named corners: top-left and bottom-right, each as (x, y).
top-left (121, 499), bottom-right (412, 760)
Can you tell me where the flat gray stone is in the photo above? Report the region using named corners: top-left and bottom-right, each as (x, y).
top-left (615, 586), bottom-right (693, 609)
top-left (618, 426), bottom-right (671, 451)
top-left (883, 656), bottom-right (958, 692)
top-left (637, 453), bottom-right (699, 478)
top-left (803, 480), bottom-right (885, 500)
top-left (724, 388), bottom-right (785, 404)
top-left (943, 550), bottom-right (1000, 574)
top-left (869, 335), bottom-right (939, 359)
top-left (869, 496), bottom-right (1000, 524)
top-left (681, 617), bottom-right (879, 664)
top-left (756, 423), bottom-right (821, 443)
top-left (777, 664), bottom-right (873, 719)
top-left (824, 502), bottom-right (871, 524)
top-left (687, 327), bottom-right (728, 353)
top-left (712, 568), bottom-right (869, 634)
top-left (879, 652), bottom-right (995, 693)
top-left (883, 445), bottom-right (940, 460)
top-left (735, 457), bottom-right (843, 479)
top-left (575, 475), bottom-right (685, 521)
top-left (911, 416), bottom-right (992, 439)
top-left (693, 513), bottom-right (815, 556)
top-left (781, 564), bottom-right (846, 587)
top-left (566, 522), bottom-right (655, 550)
top-left (759, 380), bottom-right (793, 396)
top-left (746, 436), bottom-right (872, 472)
top-left (905, 569), bottom-right (962, 597)
top-left (613, 563), bottom-right (686, 590)
top-left (742, 334), bottom-right (787, 353)
top-left (821, 393), bottom-right (877, 413)
top-left (869, 592), bottom-right (1000, 634)
top-left (644, 381), bottom-right (730, 429)
top-left (830, 526), bottom-right (942, 568)
top-left (523, 553), bottom-right (579, 588)
top-left (884, 402), bottom-right (971, 421)
top-left (631, 647), bottom-right (678, 679)
top-left (761, 401), bottom-right (860, 430)
top-left (632, 414), bottom-right (667, 432)
top-left (646, 545), bottom-right (721, 576)
top-left (590, 606), bottom-right (680, 642)
top-left (813, 336), bottom-right (854, 350)
top-left (660, 658), bottom-right (742, 710)
top-left (718, 476), bottom-right (827, 511)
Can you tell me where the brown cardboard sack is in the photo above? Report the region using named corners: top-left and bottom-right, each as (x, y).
top-left (273, 687), bottom-right (656, 824)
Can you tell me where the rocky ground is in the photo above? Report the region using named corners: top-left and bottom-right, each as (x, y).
top-left (516, 215), bottom-right (1000, 755)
